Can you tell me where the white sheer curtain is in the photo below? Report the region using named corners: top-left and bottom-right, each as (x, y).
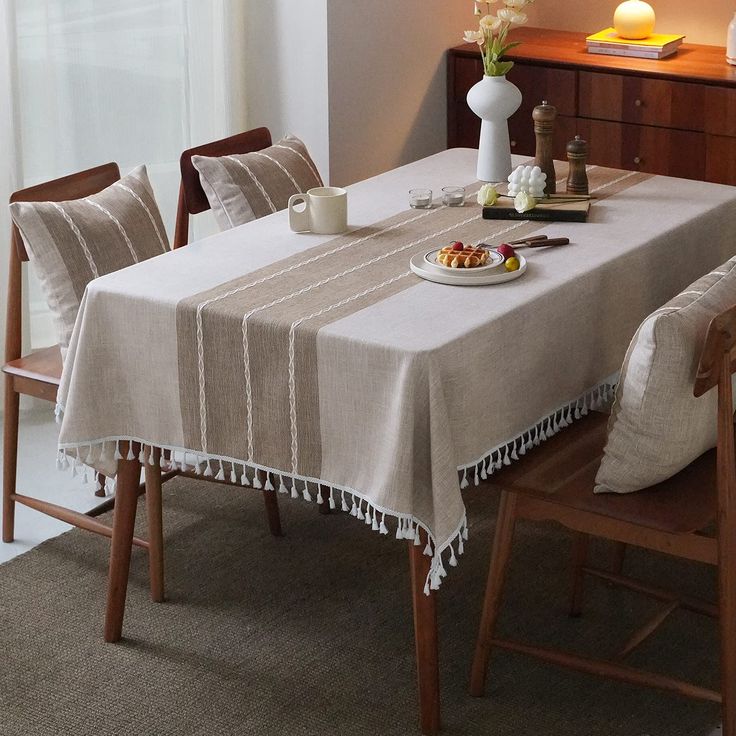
top-left (5, 0), bottom-right (247, 348)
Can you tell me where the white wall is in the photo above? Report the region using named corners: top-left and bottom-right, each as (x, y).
top-left (326, 0), bottom-right (468, 186)
top-left (527, 1), bottom-right (733, 47)
top-left (243, 0), bottom-right (330, 185)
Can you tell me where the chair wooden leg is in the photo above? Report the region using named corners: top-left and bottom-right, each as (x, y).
top-left (470, 491), bottom-right (518, 697)
top-left (611, 541), bottom-right (627, 575)
top-left (262, 473), bottom-right (282, 537)
top-left (95, 473), bottom-right (107, 498)
top-left (104, 446), bottom-right (141, 643)
top-left (569, 532), bottom-right (590, 617)
top-left (410, 530), bottom-right (440, 736)
top-left (144, 448), bottom-right (165, 603)
top-left (718, 523), bottom-right (736, 735)
top-left (2, 379), bottom-right (19, 543)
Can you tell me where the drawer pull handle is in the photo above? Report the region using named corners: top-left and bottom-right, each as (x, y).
top-left (635, 99), bottom-right (643, 107)
top-left (511, 140), bottom-right (517, 148)
top-left (634, 156), bottom-right (642, 165)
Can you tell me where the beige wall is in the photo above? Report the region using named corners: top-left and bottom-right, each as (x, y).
top-left (527, 1), bottom-right (733, 47)
top-left (326, 0), bottom-right (468, 186)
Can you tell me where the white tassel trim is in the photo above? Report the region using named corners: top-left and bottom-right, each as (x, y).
top-left (55, 374), bottom-right (613, 598)
top-left (458, 374), bottom-right (618, 488)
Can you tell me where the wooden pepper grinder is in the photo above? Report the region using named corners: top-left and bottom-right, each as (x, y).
top-left (533, 100), bottom-right (557, 195)
top-left (566, 135), bottom-right (589, 195)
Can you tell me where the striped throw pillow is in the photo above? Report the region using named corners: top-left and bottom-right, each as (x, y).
top-left (192, 134), bottom-right (323, 231)
top-left (9, 165), bottom-right (169, 357)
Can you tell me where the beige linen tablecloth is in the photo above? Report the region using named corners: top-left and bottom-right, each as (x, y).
top-left (56, 150), bottom-right (736, 591)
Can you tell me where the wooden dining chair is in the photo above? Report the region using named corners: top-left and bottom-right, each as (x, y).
top-left (3, 163), bottom-right (165, 601)
top-left (470, 304), bottom-right (736, 735)
top-left (172, 126), bottom-right (273, 249)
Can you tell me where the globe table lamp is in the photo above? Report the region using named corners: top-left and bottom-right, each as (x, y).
top-left (614, 0), bottom-right (656, 40)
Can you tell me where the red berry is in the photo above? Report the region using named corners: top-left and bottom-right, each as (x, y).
top-left (451, 241), bottom-right (464, 251)
top-left (496, 243), bottom-right (516, 260)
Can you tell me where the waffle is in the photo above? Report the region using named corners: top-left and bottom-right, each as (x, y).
top-left (436, 244), bottom-right (490, 269)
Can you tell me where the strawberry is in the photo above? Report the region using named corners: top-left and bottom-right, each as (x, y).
top-left (451, 241), bottom-right (464, 251)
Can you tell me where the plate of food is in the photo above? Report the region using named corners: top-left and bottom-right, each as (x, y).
top-left (411, 241), bottom-right (526, 286)
top-left (424, 242), bottom-right (505, 273)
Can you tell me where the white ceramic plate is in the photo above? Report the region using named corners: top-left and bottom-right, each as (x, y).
top-left (424, 247), bottom-right (504, 274)
top-left (410, 250), bottom-right (526, 286)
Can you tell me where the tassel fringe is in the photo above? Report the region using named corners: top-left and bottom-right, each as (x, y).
top-left (52, 376), bottom-right (615, 597)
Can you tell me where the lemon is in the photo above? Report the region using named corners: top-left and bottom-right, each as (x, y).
top-left (505, 256), bottom-right (520, 272)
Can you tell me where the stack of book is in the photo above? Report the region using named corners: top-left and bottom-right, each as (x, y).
top-left (585, 28), bottom-right (685, 60)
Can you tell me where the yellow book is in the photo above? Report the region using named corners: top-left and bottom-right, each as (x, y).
top-left (586, 28), bottom-right (685, 49)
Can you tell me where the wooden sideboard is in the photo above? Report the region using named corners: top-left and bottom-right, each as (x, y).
top-left (448, 28), bottom-right (736, 184)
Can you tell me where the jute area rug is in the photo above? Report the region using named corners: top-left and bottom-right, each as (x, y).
top-left (0, 476), bottom-right (721, 736)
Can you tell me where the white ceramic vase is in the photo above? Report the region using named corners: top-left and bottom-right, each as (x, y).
top-left (466, 74), bottom-right (522, 183)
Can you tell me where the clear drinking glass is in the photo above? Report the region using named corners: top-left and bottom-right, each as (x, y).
top-left (442, 186), bottom-right (465, 206)
top-left (409, 188), bottom-right (433, 209)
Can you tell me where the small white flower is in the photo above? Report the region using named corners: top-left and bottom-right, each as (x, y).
top-left (514, 192), bottom-right (537, 213)
top-left (503, 0), bottom-right (530, 8)
top-left (497, 7), bottom-right (528, 25)
top-left (463, 29), bottom-right (485, 45)
top-left (477, 183), bottom-right (500, 206)
top-left (479, 14), bottom-right (504, 32)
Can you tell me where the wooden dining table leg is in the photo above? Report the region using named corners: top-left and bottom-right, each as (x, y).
top-left (104, 443), bottom-right (141, 643)
top-left (410, 531), bottom-right (440, 736)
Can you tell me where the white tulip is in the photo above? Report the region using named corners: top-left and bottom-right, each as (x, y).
top-left (497, 7), bottom-right (528, 25)
top-left (514, 192), bottom-right (537, 213)
top-left (477, 183), bottom-right (500, 206)
top-left (463, 29), bottom-right (485, 45)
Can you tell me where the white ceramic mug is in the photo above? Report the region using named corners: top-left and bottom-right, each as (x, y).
top-left (288, 187), bottom-right (348, 234)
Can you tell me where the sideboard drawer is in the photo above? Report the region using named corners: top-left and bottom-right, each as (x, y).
top-left (705, 87), bottom-right (736, 136)
top-left (586, 119), bottom-right (706, 180)
top-left (579, 71), bottom-right (706, 132)
top-left (507, 63), bottom-right (577, 116)
top-left (706, 135), bottom-right (736, 183)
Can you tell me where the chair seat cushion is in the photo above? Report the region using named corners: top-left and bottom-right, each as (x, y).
top-left (595, 257), bottom-right (736, 494)
top-left (192, 134), bottom-right (323, 230)
top-left (9, 166), bottom-right (169, 357)
top-left (495, 411), bottom-right (716, 535)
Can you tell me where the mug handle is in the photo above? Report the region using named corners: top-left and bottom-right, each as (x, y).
top-left (288, 193), bottom-right (310, 232)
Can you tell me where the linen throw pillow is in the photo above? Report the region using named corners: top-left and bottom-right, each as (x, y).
top-left (595, 256), bottom-right (736, 494)
top-left (192, 134), bottom-right (323, 230)
top-left (9, 165), bottom-right (169, 355)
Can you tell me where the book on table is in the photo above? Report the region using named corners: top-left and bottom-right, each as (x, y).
top-left (483, 198), bottom-right (590, 223)
top-left (585, 28), bottom-right (685, 59)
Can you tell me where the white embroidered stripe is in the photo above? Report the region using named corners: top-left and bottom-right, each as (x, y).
top-left (252, 151), bottom-right (302, 193)
top-left (51, 202), bottom-right (99, 278)
top-left (286, 271), bottom-right (413, 475)
top-left (85, 199), bottom-right (139, 263)
top-left (273, 143), bottom-right (323, 186)
top-left (114, 181), bottom-right (168, 253)
top-left (192, 201), bottom-right (454, 455)
top-left (226, 155), bottom-right (277, 213)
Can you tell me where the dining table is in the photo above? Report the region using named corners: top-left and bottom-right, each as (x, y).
top-left (55, 148), bottom-right (736, 734)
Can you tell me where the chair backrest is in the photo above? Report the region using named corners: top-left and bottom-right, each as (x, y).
top-left (5, 163), bottom-right (121, 361)
top-left (694, 303), bottom-right (736, 516)
top-left (173, 127), bottom-right (272, 248)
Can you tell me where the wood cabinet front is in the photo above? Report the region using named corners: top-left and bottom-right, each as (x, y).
top-left (448, 30), bottom-right (736, 184)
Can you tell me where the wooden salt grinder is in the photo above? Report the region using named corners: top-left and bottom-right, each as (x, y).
top-left (533, 100), bottom-right (557, 195)
top-left (566, 135), bottom-right (589, 195)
